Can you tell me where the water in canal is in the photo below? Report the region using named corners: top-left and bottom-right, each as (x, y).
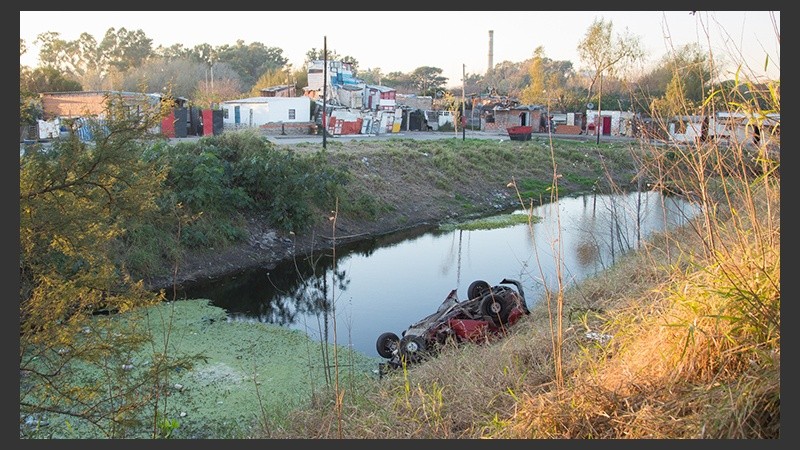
top-left (176, 190), bottom-right (700, 358)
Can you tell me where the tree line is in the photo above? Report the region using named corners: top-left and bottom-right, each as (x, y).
top-left (20, 18), bottom-right (775, 126)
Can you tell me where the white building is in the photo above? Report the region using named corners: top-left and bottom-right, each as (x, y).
top-left (585, 110), bottom-right (635, 136)
top-left (667, 112), bottom-right (777, 145)
top-left (220, 97), bottom-right (311, 128)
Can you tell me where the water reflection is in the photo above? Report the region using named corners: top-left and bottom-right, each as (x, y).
top-left (177, 191), bottom-right (700, 358)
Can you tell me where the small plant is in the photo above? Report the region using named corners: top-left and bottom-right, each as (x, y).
top-left (156, 416), bottom-right (180, 439)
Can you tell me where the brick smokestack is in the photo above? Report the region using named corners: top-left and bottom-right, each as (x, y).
top-left (488, 30), bottom-right (494, 73)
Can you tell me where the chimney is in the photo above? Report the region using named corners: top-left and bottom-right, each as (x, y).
top-left (488, 30), bottom-right (494, 73)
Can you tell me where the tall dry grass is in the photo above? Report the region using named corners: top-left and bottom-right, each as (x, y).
top-left (492, 63), bottom-right (780, 439)
top-left (266, 130), bottom-right (779, 438)
top-left (261, 17), bottom-right (779, 438)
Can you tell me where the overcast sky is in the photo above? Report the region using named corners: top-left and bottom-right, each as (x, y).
top-left (20, 11), bottom-right (780, 87)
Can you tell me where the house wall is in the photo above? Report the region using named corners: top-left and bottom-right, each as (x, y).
top-left (487, 109), bottom-right (545, 133)
top-left (306, 61), bottom-right (326, 91)
top-left (668, 113), bottom-right (754, 144)
top-left (585, 110), bottom-right (633, 136)
top-left (221, 97), bottom-right (310, 128)
top-left (41, 93), bottom-right (108, 119)
top-left (40, 91), bottom-right (161, 120)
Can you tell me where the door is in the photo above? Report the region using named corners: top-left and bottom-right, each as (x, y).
top-left (603, 116), bottom-right (612, 136)
top-left (173, 107), bottom-right (188, 138)
top-left (234, 106), bottom-right (241, 125)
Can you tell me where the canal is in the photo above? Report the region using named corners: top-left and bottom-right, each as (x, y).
top-left (176, 190), bottom-right (700, 358)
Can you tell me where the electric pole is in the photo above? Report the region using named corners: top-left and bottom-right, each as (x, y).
top-left (462, 64), bottom-right (466, 141)
top-left (322, 36), bottom-right (327, 150)
top-left (596, 71), bottom-right (602, 145)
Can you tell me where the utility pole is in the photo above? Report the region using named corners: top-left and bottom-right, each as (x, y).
top-left (462, 64), bottom-right (466, 141)
top-left (596, 71), bottom-right (602, 145)
top-left (322, 36), bottom-right (327, 150)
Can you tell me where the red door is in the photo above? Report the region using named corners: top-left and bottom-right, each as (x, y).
top-left (603, 116), bottom-right (612, 136)
top-left (161, 111), bottom-right (176, 138)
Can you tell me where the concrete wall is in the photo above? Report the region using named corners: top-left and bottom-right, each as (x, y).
top-left (221, 97), bottom-right (310, 127)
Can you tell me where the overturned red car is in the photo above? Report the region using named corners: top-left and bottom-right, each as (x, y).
top-left (376, 278), bottom-right (529, 371)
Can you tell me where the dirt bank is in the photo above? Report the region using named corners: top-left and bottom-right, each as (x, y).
top-left (145, 137), bottom-right (637, 292)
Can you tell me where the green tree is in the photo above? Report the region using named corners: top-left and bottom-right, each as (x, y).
top-left (519, 47), bottom-right (547, 104)
top-left (98, 27), bottom-right (153, 73)
top-left (36, 31), bottom-right (101, 80)
top-left (192, 77), bottom-right (243, 110)
top-left (19, 97), bottom-right (198, 437)
top-left (19, 93), bottom-right (42, 127)
top-left (291, 66), bottom-right (308, 92)
top-left (483, 60), bottom-right (530, 98)
top-left (216, 40), bottom-right (288, 91)
top-left (462, 72), bottom-right (483, 96)
top-left (519, 47), bottom-right (577, 111)
top-left (120, 57), bottom-right (240, 100)
top-left (380, 71), bottom-right (416, 93)
top-left (189, 44), bottom-right (219, 96)
top-left (631, 57), bottom-right (674, 112)
top-left (21, 66), bottom-right (82, 94)
top-left (35, 28), bottom-right (152, 91)
top-left (20, 39), bottom-right (40, 127)
top-left (250, 68), bottom-right (292, 97)
top-left (649, 43), bottom-right (715, 118)
top-left (577, 17), bottom-right (644, 102)
top-left (578, 17), bottom-right (644, 141)
top-left (357, 67), bottom-right (384, 85)
top-left (410, 66), bottom-right (448, 96)
top-left (153, 43), bottom-right (191, 60)
top-left (305, 47), bottom-right (340, 64)
top-left (304, 48), bottom-right (358, 67)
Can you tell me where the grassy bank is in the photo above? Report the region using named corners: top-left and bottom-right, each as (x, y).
top-left (20, 128), bottom-right (779, 439)
top-left (261, 146), bottom-right (780, 438)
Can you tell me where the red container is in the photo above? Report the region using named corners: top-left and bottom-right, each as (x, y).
top-left (507, 125), bottom-right (532, 141)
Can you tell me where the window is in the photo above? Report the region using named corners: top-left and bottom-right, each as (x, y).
top-left (288, 109), bottom-right (296, 120)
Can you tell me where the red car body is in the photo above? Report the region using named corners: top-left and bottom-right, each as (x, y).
top-left (377, 278), bottom-right (529, 372)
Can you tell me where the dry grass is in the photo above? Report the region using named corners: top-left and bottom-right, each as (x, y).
top-left (260, 32), bottom-right (780, 438)
top-left (264, 127), bottom-right (779, 440)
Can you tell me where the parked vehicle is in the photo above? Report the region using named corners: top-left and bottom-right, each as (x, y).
top-left (376, 278), bottom-right (530, 373)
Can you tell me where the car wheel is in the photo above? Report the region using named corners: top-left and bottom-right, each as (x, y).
top-left (376, 332), bottom-right (400, 359)
top-left (399, 335), bottom-right (427, 363)
top-left (467, 280), bottom-right (491, 300)
top-left (480, 293), bottom-right (512, 325)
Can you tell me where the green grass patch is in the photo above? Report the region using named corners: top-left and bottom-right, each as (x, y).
top-left (562, 172), bottom-right (601, 190)
top-left (439, 212), bottom-right (538, 231)
top-left (514, 178), bottom-right (553, 202)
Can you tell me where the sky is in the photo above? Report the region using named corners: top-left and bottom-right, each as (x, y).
top-left (20, 11), bottom-right (780, 88)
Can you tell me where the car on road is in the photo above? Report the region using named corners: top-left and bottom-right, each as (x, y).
top-left (376, 278), bottom-right (529, 373)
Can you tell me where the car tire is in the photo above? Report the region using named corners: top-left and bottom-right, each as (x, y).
top-left (480, 292), bottom-right (512, 325)
top-left (376, 332), bottom-right (400, 359)
top-left (399, 335), bottom-right (427, 363)
top-left (467, 280), bottom-right (491, 300)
